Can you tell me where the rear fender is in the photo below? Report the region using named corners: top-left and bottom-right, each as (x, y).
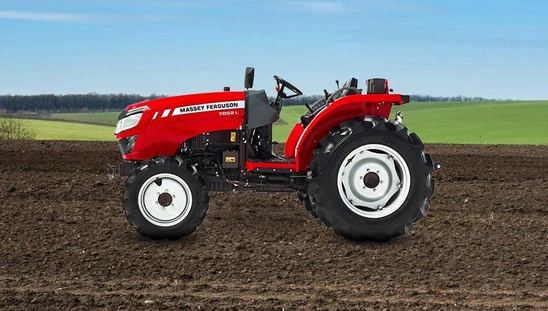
top-left (284, 122), bottom-right (304, 158)
top-left (293, 94), bottom-right (404, 172)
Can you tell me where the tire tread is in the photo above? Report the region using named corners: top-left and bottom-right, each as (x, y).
top-left (307, 117), bottom-right (435, 242)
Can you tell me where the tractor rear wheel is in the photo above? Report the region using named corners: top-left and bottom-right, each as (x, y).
top-left (123, 157), bottom-right (209, 240)
top-left (307, 117), bottom-right (434, 241)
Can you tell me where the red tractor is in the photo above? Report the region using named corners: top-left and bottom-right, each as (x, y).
top-left (115, 67), bottom-right (439, 242)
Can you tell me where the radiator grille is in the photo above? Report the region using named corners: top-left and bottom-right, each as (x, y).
top-left (190, 134), bottom-right (207, 149)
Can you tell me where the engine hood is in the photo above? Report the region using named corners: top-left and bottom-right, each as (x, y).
top-left (116, 90), bottom-right (248, 161)
top-left (125, 91), bottom-right (246, 112)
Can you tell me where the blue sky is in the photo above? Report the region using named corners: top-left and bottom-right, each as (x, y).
top-left (0, 0), bottom-right (547, 99)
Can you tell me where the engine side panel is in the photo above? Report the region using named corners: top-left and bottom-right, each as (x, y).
top-left (118, 92), bottom-right (246, 160)
top-left (293, 93), bottom-right (405, 172)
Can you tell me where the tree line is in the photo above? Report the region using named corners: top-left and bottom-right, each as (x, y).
top-left (0, 93), bottom-right (165, 113)
top-left (281, 94), bottom-right (497, 105)
top-left (0, 93), bottom-right (496, 113)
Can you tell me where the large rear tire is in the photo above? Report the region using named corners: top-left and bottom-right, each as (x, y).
top-left (123, 157), bottom-right (209, 240)
top-left (307, 117), bottom-right (434, 242)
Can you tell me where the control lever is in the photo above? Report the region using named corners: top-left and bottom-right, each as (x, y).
top-left (305, 103), bottom-right (313, 113)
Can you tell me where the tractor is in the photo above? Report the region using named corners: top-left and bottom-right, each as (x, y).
top-left (115, 67), bottom-right (439, 242)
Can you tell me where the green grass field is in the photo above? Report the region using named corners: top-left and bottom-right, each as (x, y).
top-left (51, 112), bottom-right (119, 125)
top-left (395, 100), bottom-right (547, 145)
top-left (23, 100), bottom-right (548, 144)
top-left (16, 119), bottom-right (115, 141)
top-left (277, 101), bottom-right (548, 145)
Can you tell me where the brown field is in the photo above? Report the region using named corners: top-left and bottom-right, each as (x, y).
top-left (1, 141), bottom-right (547, 310)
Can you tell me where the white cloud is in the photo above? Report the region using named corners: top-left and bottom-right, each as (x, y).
top-left (373, 0), bottom-right (435, 12)
top-left (0, 10), bottom-right (87, 22)
top-left (287, 0), bottom-right (436, 13)
top-left (58, 0), bottom-right (228, 9)
top-left (294, 1), bottom-right (348, 13)
top-left (292, 0), bottom-right (434, 14)
top-left (0, 10), bottom-right (178, 23)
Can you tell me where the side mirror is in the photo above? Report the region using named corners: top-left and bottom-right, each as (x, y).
top-left (244, 67), bottom-right (255, 89)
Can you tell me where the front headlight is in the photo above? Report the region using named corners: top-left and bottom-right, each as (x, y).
top-left (115, 113), bottom-right (142, 135)
top-left (115, 105), bottom-right (149, 135)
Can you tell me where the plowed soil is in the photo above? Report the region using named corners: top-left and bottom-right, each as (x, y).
top-left (1, 140), bottom-right (547, 310)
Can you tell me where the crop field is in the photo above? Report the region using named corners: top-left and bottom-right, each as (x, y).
top-left (47, 100), bottom-right (548, 144)
top-left (395, 100), bottom-right (547, 145)
top-left (1, 100), bottom-right (547, 309)
top-left (52, 112), bottom-right (120, 126)
top-left (0, 140), bottom-right (547, 310)
top-left (14, 118), bottom-right (116, 141)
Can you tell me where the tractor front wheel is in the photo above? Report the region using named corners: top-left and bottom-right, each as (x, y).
top-left (307, 118), bottom-right (434, 241)
top-left (123, 157), bottom-right (209, 240)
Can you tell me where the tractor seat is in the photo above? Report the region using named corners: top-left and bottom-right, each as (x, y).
top-left (341, 77), bottom-right (359, 97)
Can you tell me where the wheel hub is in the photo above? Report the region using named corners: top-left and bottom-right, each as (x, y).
top-left (337, 144), bottom-right (411, 219)
top-left (158, 192), bottom-right (173, 207)
top-left (363, 172), bottom-right (380, 189)
top-left (138, 173), bottom-right (192, 227)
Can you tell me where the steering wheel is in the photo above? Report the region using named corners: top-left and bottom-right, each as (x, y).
top-left (274, 75), bottom-right (303, 98)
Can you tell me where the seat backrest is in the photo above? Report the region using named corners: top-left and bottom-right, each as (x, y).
top-left (341, 77), bottom-right (358, 97)
top-left (246, 90), bottom-right (280, 129)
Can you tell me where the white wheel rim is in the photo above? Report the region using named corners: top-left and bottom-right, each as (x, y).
top-left (336, 144), bottom-right (411, 219)
top-left (138, 173), bottom-right (193, 227)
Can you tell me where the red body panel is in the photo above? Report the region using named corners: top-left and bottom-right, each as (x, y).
top-left (284, 122), bottom-right (304, 158)
top-left (116, 92), bottom-right (245, 160)
top-left (117, 85), bottom-right (405, 174)
top-left (293, 93), bottom-right (404, 172)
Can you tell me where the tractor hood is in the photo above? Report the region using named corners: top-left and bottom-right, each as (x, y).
top-left (116, 91), bottom-right (246, 129)
top-left (115, 90), bottom-right (247, 160)
top-left (123, 91), bottom-right (246, 114)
